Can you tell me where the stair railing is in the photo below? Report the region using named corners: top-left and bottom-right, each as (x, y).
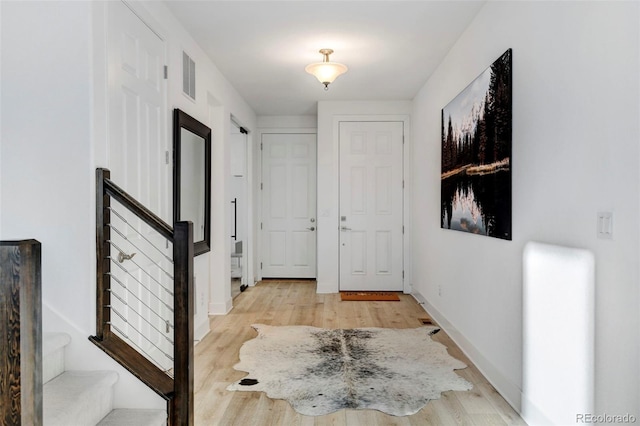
top-left (91, 168), bottom-right (193, 426)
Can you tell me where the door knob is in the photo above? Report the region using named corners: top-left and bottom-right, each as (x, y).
top-left (306, 226), bottom-right (316, 231)
top-left (341, 226), bottom-right (352, 231)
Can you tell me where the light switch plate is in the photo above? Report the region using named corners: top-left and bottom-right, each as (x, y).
top-left (597, 212), bottom-right (613, 239)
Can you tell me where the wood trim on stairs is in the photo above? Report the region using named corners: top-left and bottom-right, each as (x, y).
top-left (88, 334), bottom-right (174, 399)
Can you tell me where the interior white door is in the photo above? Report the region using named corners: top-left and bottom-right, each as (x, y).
top-left (107, 1), bottom-right (171, 369)
top-left (261, 133), bottom-right (317, 278)
top-left (107, 1), bottom-right (168, 216)
top-left (339, 121), bottom-right (404, 291)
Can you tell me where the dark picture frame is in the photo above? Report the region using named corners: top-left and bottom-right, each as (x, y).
top-left (173, 109), bottom-right (212, 256)
top-left (441, 49), bottom-right (512, 240)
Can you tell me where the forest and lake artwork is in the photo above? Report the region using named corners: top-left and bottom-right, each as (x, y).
top-left (441, 49), bottom-right (512, 240)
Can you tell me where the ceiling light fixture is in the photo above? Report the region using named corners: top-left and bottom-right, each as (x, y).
top-left (305, 49), bottom-right (348, 90)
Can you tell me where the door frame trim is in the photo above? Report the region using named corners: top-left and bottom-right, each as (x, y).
top-left (332, 115), bottom-right (411, 294)
top-left (256, 128), bottom-right (318, 282)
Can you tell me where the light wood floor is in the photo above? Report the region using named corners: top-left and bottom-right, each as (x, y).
top-left (194, 280), bottom-right (526, 425)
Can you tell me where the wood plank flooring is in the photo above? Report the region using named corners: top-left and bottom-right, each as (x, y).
top-left (194, 280), bottom-right (526, 425)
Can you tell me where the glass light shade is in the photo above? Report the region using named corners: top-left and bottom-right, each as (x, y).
top-left (305, 62), bottom-right (348, 85)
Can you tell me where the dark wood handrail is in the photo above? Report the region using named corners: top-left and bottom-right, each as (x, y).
top-left (88, 333), bottom-right (173, 398)
top-left (103, 175), bottom-right (173, 240)
top-left (93, 168), bottom-right (193, 426)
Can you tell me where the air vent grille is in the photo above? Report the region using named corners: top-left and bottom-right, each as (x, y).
top-left (182, 51), bottom-right (196, 100)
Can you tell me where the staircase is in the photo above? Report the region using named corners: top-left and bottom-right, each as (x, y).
top-left (0, 171), bottom-right (193, 425)
top-left (43, 333), bottom-right (167, 426)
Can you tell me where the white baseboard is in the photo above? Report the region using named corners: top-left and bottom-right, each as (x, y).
top-left (194, 319), bottom-right (211, 344)
top-left (411, 291), bottom-right (523, 415)
top-left (316, 280), bottom-right (338, 294)
top-left (521, 393), bottom-right (553, 426)
top-left (208, 298), bottom-right (233, 315)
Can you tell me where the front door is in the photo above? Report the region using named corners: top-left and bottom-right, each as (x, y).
top-left (339, 121), bottom-right (404, 291)
top-left (261, 133), bottom-right (317, 278)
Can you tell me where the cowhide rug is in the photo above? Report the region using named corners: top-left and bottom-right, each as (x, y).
top-left (226, 324), bottom-right (472, 416)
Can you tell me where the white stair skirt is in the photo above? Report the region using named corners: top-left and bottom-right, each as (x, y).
top-left (522, 242), bottom-right (595, 425)
top-left (42, 332), bottom-right (167, 426)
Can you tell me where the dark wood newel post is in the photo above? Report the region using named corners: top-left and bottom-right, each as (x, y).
top-left (171, 221), bottom-right (194, 426)
top-left (96, 168), bottom-right (112, 340)
top-left (0, 240), bottom-right (42, 425)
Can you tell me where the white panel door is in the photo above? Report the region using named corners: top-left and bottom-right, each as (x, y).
top-left (107, 1), bottom-right (171, 369)
top-left (108, 1), bottom-right (167, 217)
top-left (339, 122), bottom-right (404, 291)
top-left (261, 134), bottom-right (317, 278)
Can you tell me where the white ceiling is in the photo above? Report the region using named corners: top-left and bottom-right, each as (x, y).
top-left (163, 1), bottom-right (486, 116)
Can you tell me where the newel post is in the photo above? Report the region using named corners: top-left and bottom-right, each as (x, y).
top-left (171, 221), bottom-right (194, 426)
top-left (95, 168), bottom-right (112, 340)
top-left (0, 240), bottom-right (42, 425)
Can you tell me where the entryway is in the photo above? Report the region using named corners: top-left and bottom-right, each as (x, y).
top-left (194, 280), bottom-right (525, 424)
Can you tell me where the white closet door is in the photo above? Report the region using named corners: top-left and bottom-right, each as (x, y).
top-left (261, 133), bottom-right (317, 278)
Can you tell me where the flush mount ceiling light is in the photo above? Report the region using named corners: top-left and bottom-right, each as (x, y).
top-left (305, 49), bottom-right (348, 90)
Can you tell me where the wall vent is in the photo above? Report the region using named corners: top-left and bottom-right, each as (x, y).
top-left (182, 51), bottom-right (196, 100)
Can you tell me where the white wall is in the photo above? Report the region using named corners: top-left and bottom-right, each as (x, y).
top-left (257, 115), bottom-right (317, 129)
top-left (2, 0), bottom-right (94, 336)
top-left (316, 101), bottom-right (412, 293)
top-left (411, 0), bottom-right (639, 417)
top-left (1, 0), bottom-right (256, 408)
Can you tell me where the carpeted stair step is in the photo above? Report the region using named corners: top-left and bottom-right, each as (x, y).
top-left (97, 408), bottom-right (167, 426)
top-left (43, 332), bottom-right (71, 384)
top-left (44, 370), bottom-right (118, 426)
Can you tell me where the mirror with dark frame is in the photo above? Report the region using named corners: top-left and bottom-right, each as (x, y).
top-left (173, 109), bottom-right (212, 256)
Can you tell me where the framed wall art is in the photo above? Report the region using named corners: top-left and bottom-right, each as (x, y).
top-left (441, 49), bottom-right (512, 240)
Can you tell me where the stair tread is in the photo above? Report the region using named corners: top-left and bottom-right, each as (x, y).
top-left (97, 409), bottom-right (167, 426)
top-left (44, 370), bottom-right (119, 425)
top-left (43, 332), bottom-right (71, 356)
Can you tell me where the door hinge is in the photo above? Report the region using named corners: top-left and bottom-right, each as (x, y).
top-left (165, 151), bottom-right (170, 165)
top-left (261, 182), bottom-right (263, 190)
top-left (402, 270), bottom-right (405, 279)
top-left (402, 226), bottom-right (405, 234)
top-left (261, 142), bottom-right (263, 150)
top-left (260, 222), bottom-right (263, 230)
top-left (402, 180), bottom-right (405, 189)
top-left (260, 262), bottom-right (263, 270)
top-left (164, 65), bottom-right (168, 79)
